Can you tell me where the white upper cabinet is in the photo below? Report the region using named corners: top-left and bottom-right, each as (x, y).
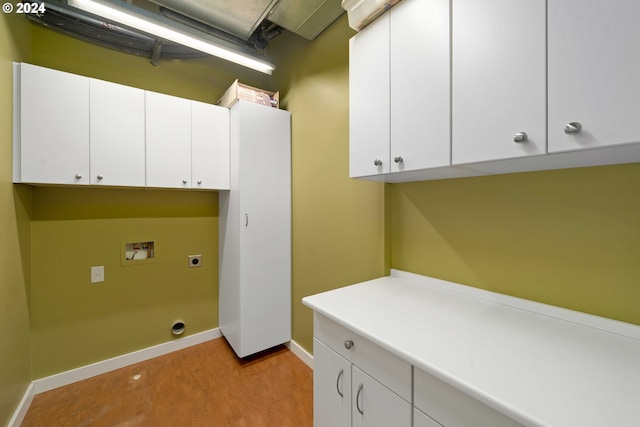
top-left (191, 100), bottom-right (230, 190)
top-left (89, 78), bottom-right (145, 187)
top-left (15, 63), bottom-right (90, 185)
top-left (452, 0), bottom-right (546, 165)
top-left (390, 0), bottom-right (450, 172)
top-left (350, 0), bottom-right (452, 178)
top-left (548, 0), bottom-right (640, 153)
top-left (145, 90), bottom-right (192, 189)
top-left (15, 63), bottom-right (230, 190)
top-left (349, 11), bottom-right (390, 177)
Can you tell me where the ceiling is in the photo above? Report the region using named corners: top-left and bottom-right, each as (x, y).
top-left (27, 0), bottom-right (345, 67)
top-left (144, 0), bottom-right (345, 41)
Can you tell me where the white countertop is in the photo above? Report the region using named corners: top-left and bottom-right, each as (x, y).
top-left (302, 270), bottom-right (640, 427)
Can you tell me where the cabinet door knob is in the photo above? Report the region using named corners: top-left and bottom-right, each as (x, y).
top-left (373, 159), bottom-right (382, 166)
top-left (564, 122), bottom-right (582, 135)
top-left (344, 339), bottom-right (354, 350)
top-left (356, 384), bottom-right (364, 415)
top-left (74, 173), bottom-right (82, 180)
top-left (197, 180), bottom-right (202, 185)
top-left (513, 132), bottom-right (528, 143)
top-left (394, 155), bottom-right (403, 163)
top-left (182, 179), bottom-right (188, 184)
top-left (96, 174), bottom-right (104, 180)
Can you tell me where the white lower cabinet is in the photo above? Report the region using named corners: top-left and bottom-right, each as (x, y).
top-left (313, 339), bottom-right (351, 427)
top-left (352, 366), bottom-right (411, 427)
top-left (312, 313), bottom-right (522, 427)
top-left (313, 314), bottom-right (412, 427)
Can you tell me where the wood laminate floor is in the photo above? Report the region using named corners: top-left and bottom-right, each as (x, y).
top-left (22, 338), bottom-right (313, 427)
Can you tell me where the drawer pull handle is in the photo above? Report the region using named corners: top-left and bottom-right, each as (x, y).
top-left (356, 383), bottom-right (364, 415)
top-left (373, 159), bottom-right (382, 166)
top-left (336, 369), bottom-right (344, 397)
top-left (344, 339), bottom-right (354, 350)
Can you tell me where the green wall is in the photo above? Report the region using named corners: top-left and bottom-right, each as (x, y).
top-left (30, 188), bottom-right (219, 377)
top-left (0, 11), bottom-right (32, 424)
top-left (391, 164), bottom-right (640, 325)
top-left (270, 16), bottom-right (388, 354)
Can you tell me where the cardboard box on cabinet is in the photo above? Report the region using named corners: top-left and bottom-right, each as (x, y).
top-left (217, 79), bottom-right (279, 109)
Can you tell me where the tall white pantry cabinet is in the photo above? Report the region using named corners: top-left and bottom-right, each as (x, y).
top-left (219, 100), bottom-right (292, 358)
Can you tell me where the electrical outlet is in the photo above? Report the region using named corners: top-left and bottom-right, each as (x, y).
top-left (91, 266), bottom-right (104, 283)
top-left (188, 255), bottom-right (202, 268)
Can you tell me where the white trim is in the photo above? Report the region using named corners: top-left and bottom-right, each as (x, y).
top-left (390, 269), bottom-right (640, 340)
top-left (285, 339), bottom-right (313, 369)
top-left (8, 382), bottom-right (35, 427)
top-left (33, 328), bottom-right (221, 394)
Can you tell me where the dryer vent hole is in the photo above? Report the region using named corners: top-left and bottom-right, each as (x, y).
top-left (171, 321), bottom-right (185, 336)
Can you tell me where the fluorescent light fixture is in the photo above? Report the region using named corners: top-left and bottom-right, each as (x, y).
top-left (67, 0), bottom-right (275, 74)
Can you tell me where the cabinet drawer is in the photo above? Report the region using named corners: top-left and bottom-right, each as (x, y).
top-left (414, 367), bottom-right (522, 427)
top-left (314, 313), bottom-right (411, 402)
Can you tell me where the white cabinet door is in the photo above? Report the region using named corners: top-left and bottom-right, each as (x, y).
top-left (16, 63), bottom-right (89, 185)
top-left (220, 101), bottom-right (291, 358)
top-left (313, 339), bottom-right (351, 427)
top-left (548, 0), bottom-right (640, 153)
top-left (237, 101), bottom-right (291, 356)
top-left (349, 11), bottom-right (390, 177)
top-left (191, 101), bottom-right (229, 190)
top-left (452, 0), bottom-right (546, 164)
top-left (146, 91), bottom-right (192, 189)
top-left (390, 0), bottom-right (450, 172)
top-left (89, 78), bottom-right (145, 186)
top-left (352, 366), bottom-right (411, 427)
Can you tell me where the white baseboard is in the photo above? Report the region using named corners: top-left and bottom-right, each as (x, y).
top-left (286, 339), bottom-right (313, 369)
top-left (8, 382), bottom-right (35, 427)
top-left (33, 328), bottom-right (221, 394)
